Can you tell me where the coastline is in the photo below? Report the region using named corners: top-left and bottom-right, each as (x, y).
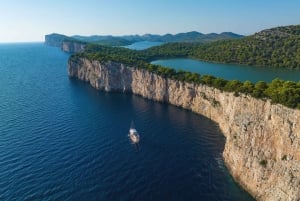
top-left (68, 57), bottom-right (300, 201)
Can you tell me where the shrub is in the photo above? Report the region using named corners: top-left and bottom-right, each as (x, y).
top-left (259, 160), bottom-right (267, 167)
top-left (281, 155), bottom-right (287, 161)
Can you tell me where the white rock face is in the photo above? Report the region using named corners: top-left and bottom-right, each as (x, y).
top-left (68, 58), bottom-right (300, 201)
top-left (62, 41), bottom-right (85, 53)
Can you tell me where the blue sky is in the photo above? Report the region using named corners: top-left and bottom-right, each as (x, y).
top-left (0, 0), bottom-right (299, 42)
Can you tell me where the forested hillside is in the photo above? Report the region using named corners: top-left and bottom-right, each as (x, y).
top-left (192, 25), bottom-right (300, 68)
top-left (145, 25), bottom-right (300, 69)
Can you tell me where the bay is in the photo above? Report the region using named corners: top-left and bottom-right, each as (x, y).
top-left (0, 43), bottom-right (254, 200)
top-left (152, 58), bottom-right (300, 82)
top-left (124, 41), bottom-right (164, 50)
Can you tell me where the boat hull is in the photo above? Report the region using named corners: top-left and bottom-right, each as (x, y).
top-left (129, 133), bottom-right (140, 143)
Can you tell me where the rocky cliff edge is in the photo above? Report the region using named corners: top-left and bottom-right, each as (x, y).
top-left (68, 57), bottom-right (300, 201)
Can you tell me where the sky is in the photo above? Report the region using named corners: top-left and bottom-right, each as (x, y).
top-left (0, 0), bottom-right (299, 42)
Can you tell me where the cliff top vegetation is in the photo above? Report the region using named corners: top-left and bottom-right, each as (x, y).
top-left (71, 35), bottom-right (300, 109)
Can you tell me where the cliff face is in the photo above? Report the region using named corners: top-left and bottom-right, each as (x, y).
top-left (45, 34), bottom-right (85, 53)
top-left (45, 33), bottom-right (68, 47)
top-left (61, 41), bottom-right (85, 53)
top-left (68, 57), bottom-right (300, 201)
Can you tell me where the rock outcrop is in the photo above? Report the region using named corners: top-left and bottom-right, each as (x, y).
top-left (68, 57), bottom-right (300, 201)
top-left (45, 33), bottom-right (69, 47)
top-left (61, 41), bottom-right (85, 53)
top-left (45, 33), bottom-right (85, 53)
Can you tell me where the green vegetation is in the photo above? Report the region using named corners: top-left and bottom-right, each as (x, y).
top-left (143, 25), bottom-right (300, 69)
top-left (281, 155), bottom-right (287, 161)
top-left (259, 160), bottom-right (268, 168)
top-left (70, 25), bottom-right (300, 110)
top-left (191, 26), bottom-right (300, 68)
top-left (63, 37), bottom-right (88, 44)
top-left (47, 31), bottom-right (243, 48)
top-left (52, 25), bottom-right (300, 68)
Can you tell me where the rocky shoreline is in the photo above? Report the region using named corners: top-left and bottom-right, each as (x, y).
top-left (68, 57), bottom-right (300, 201)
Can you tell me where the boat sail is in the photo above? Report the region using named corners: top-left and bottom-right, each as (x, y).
top-left (128, 121), bottom-right (140, 143)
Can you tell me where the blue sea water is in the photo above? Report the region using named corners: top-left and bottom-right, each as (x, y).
top-left (124, 41), bottom-right (164, 50)
top-left (0, 43), bottom-right (254, 201)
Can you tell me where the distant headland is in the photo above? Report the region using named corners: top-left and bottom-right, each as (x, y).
top-left (45, 31), bottom-right (243, 47)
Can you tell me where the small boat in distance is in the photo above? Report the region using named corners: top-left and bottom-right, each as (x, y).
top-left (128, 121), bottom-right (140, 144)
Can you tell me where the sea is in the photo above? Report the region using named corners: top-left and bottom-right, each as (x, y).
top-left (0, 43), bottom-right (254, 201)
top-left (124, 41), bottom-right (163, 50)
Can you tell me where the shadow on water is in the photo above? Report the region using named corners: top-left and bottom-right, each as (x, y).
top-left (0, 44), bottom-right (255, 201)
top-left (130, 142), bottom-right (140, 152)
top-left (66, 78), bottom-right (255, 201)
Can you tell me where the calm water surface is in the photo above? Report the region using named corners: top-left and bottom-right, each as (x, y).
top-left (125, 41), bottom-right (164, 50)
top-left (152, 58), bottom-right (300, 82)
top-left (0, 43), bottom-right (254, 200)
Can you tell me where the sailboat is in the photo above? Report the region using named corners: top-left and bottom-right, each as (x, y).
top-left (128, 121), bottom-right (140, 143)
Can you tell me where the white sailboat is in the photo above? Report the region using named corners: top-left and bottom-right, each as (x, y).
top-left (128, 121), bottom-right (140, 143)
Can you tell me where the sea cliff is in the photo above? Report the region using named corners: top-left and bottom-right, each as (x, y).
top-left (45, 33), bottom-right (67, 47)
top-left (45, 34), bottom-right (85, 53)
top-left (68, 57), bottom-right (300, 201)
top-left (61, 41), bottom-right (85, 53)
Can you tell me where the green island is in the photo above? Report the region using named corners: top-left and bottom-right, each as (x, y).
top-left (71, 25), bottom-right (300, 109)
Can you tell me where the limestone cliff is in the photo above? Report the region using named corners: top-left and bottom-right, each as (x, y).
top-left (61, 41), bottom-right (85, 53)
top-left (44, 34), bottom-right (85, 53)
top-left (68, 57), bottom-right (300, 201)
top-left (45, 33), bottom-right (68, 47)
